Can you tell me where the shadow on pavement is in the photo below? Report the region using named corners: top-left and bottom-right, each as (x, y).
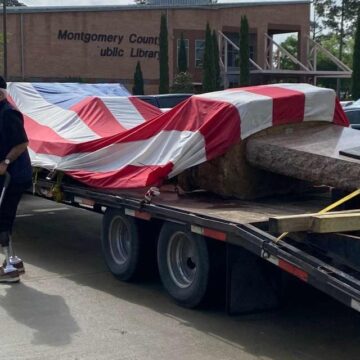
top-left (0, 282), bottom-right (80, 346)
top-left (11, 195), bottom-right (360, 359)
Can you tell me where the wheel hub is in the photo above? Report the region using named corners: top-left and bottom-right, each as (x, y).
top-left (109, 216), bottom-right (131, 265)
top-left (167, 232), bottom-right (197, 288)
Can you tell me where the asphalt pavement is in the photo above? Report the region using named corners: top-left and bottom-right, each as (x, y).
top-left (0, 194), bottom-right (359, 360)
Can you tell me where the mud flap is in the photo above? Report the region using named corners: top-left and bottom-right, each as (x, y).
top-left (226, 244), bottom-right (282, 315)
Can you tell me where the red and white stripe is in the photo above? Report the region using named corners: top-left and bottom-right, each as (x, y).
top-left (7, 83), bottom-right (349, 189)
top-left (197, 83), bottom-right (340, 138)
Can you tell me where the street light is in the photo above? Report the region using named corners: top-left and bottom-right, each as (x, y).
top-left (3, 0), bottom-right (7, 79)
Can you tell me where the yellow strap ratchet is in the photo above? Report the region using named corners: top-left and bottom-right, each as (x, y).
top-left (32, 167), bottom-right (40, 195)
top-left (275, 188), bottom-right (360, 242)
top-left (52, 172), bottom-right (64, 202)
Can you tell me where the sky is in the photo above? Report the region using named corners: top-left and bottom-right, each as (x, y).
top-left (21, 0), bottom-right (304, 6)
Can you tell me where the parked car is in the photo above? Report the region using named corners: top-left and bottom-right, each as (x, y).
top-left (344, 100), bottom-right (360, 130)
top-left (136, 94), bottom-right (192, 111)
top-left (340, 100), bottom-right (353, 108)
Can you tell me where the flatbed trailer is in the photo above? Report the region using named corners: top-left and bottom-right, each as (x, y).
top-left (34, 177), bottom-right (360, 314)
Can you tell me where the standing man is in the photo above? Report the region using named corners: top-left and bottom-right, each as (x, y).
top-left (0, 77), bottom-right (32, 283)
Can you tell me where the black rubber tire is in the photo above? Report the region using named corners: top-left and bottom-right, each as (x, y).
top-left (101, 209), bottom-right (141, 281)
top-left (157, 222), bottom-right (210, 308)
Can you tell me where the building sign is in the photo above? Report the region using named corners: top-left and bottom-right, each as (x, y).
top-left (58, 29), bottom-right (160, 59)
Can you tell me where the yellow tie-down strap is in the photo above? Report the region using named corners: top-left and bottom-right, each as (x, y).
top-left (275, 188), bottom-right (360, 242)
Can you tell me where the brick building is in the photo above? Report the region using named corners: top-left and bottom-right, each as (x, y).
top-left (2, 1), bottom-right (311, 93)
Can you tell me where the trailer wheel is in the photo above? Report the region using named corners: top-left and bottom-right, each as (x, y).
top-left (102, 209), bottom-right (141, 281)
top-left (157, 222), bottom-right (210, 308)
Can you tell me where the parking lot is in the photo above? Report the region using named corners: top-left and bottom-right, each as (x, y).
top-left (1, 194), bottom-right (360, 360)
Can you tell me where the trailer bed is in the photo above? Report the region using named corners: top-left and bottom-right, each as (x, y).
top-left (99, 187), bottom-right (332, 225)
top-left (35, 179), bottom-right (360, 314)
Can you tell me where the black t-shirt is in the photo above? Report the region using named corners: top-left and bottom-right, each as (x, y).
top-left (0, 100), bottom-right (32, 184)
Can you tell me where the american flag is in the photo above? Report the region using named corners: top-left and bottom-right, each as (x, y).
top-left (8, 82), bottom-right (349, 189)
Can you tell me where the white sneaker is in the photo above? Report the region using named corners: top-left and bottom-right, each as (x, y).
top-left (0, 265), bottom-right (20, 283)
top-left (3, 257), bottom-right (25, 275)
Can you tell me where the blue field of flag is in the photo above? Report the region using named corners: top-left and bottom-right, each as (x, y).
top-left (32, 83), bottom-right (130, 110)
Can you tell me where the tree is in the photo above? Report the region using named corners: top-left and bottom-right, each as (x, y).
top-left (212, 30), bottom-right (221, 90)
top-left (0, 0), bottom-right (25, 5)
top-left (278, 36), bottom-right (298, 70)
top-left (239, 15), bottom-right (250, 86)
top-left (135, 0), bottom-right (218, 3)
top-left (171, 72), bottom-right (193, 93)
top-left (311, 0), bottom-right (323, 40)
top-left (352, 8), bottom-right (360, 100)
top-left (202, 22), bottom-right (216, 92)
top-left (307, 33), bottom-right (353, 92)
top-left (178, 33), bottom-right (187, 73)
top-left (132, 61), bottom-right (144, 95)
top-left (159, 14), bottom-right (169, 94)
top-left (315, 1), bottom-right (359, 60)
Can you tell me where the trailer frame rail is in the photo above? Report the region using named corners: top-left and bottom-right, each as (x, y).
top-left (36, 180), bottom-right (360, 312)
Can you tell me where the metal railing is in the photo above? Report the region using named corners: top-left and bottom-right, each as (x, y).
top-left (218, 30), bottom-right (352, 88)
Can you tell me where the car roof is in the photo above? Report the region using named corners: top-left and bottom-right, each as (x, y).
top-left (346, 99), bottom-right (360, 110)
top-left (345, 106), bottom-right (360, 112)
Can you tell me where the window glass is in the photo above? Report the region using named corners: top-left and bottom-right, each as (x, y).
top-left (195, 39), bottom-right (205, 68)
top-left (345, 110), bottom-right (360, 125)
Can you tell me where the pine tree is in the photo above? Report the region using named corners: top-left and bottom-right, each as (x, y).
top-left (239, 15), bottom-right (250, 86)
top-left (202, 22), bottom-right (216, 92)
top-left (212, 30), bottom-right (221, 90)
top-left (315, 1), bottom-right (359, 59)
top-left (352, 8), bottom-right (360, 100)
top-left (159, 14), bottom-right (169, 94)
top-left (132, 61), bottom-right (144, 95)
top-left (0, 0), bottom-right (25, 5)
top-left (178, 33), bottom-right (187, 73)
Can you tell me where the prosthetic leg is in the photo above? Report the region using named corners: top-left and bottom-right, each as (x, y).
top-left (0, 173), bottom-right (21, 283)
top-left (0, 231), bottom-right (20, 283)
top-left (7, 233), bottom-right (24, 274)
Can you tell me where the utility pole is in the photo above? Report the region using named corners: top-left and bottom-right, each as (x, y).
top-left (3, 0), bottom-right (7, 79)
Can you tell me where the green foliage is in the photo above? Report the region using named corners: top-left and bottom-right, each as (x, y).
top-left (159, 14), bottom-right (169, 94)
top-left (315, 0), bottom-right (359, 37)
top-left (212, 30), bottom-right (221, 90)
top-left (278, 36), bottom-right (298, 70)
top-left (178, 33), bottom-right (187, 73)
top-left (135, 0), bottom-right (218, 3)
top-left (0, 33), bottom-right (4, 74)
top-left (132, 61), bottom-right (144, 95)
top-left (202, 22), bottom-right (216, 92)
top-left (171, 72), bottom-right (193, 93)
top-left (316, 34), bottom-right (353, 69)
top-left (0, 0), bottom-right (25, 5)
top-left (312, 1), bottom-right (358, 97)
top-left (312, 33), bottom-right (353, 92)
top-left (352, 9), bottom-right (360, 100)
top-left (314, 0), bottom-right (359, 59)
top-left (239, 15), bottom-right (250, 86)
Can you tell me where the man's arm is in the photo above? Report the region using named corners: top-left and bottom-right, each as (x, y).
top-left (0, 142), bottom-right (29, 175)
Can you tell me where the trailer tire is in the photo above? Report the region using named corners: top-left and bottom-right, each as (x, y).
top-left (157, 222), bottom-right (210, 308)
top-left (102, 209), bottom-right (141, 281)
